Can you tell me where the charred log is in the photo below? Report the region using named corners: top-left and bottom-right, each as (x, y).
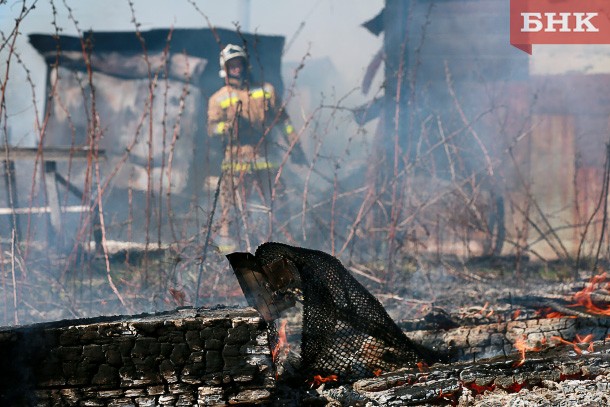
top-left (347, 341), bottom-right (610, 405)
top-left (0, 307), bottom-right (274, 406)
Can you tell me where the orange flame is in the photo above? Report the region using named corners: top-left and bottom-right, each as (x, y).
top-left (477, 302), bottom-right (489, 315)
top-left (511, 309), bottom-right (521, 320)
top-left (536, 307), bottom-right (570, 319)
top-left (309, 374), bottom-right (338, 388)
top-left (576, 333), bottom-right (594, 343)
top-left (513, 335), bottom-right (542, 367)
top-left (551, 334), bottom-right (594, 354)
top-left (373, 368), bottom-right (383, 377)
top-left (573, 272), bottom-right (610, 316)
top-left (272, 320), bottom-right (289, 363)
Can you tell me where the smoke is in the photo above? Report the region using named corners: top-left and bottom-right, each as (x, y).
top-left (2, 0), bottom-right (610, 328)
top-left (0, 0), bottom-right (385, 326)
top-left (1, 0), bottom-right (383, 146)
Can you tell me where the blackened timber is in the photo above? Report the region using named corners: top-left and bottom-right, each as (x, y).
top-left (351, 341), bottom-right (610, 405)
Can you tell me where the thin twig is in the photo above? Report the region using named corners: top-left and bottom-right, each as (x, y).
top-left (195, 170), bottom-right (222, 308)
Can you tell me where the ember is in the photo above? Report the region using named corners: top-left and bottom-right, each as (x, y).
top-left (462, 380), bottom-right (496, 396)
top-left (309, 374), bottom-right (338, 388)
top-left (225, 243), bottom-right (610, 404)
top-left (505, 381), bottom-right (526, 393)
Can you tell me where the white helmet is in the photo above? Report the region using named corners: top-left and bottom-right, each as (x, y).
top-left (219, 44), bottom-right (247, 78)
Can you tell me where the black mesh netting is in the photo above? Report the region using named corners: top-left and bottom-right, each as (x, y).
top-left (253, 242), bottom-right (441, 382)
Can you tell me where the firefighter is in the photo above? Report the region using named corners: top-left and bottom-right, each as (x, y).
top-left (207, 44), bottom-right (306, 253)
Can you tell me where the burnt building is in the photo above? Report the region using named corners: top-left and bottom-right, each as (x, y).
top-left (363, 0), bottom-right (610, 260)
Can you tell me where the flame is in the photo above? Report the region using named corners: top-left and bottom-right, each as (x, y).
top-left (373, 368), bottom-right (382, 377)
top-left (511, 309), bottom-right (521, 320)
top-left (551, 334), bottom-right (594, 354)
top-left (572, 272), bottom-right (610, 316)
top-left (536, 307), bottom-right (570, 319)
top-left (272, 320), bottom-right (289, 363)
top-left (477, 302), bottom-right (489, 315)
top-left (513, 335), bottom-right (542, 367)
top-left (416, 361), bottom-right (430, 372)
top-left (309, 374), bottom-right (338, 388)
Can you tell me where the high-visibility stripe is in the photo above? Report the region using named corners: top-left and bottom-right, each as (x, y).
top-left (219, 88), bottom-right (272, 108)
top-left (215, 121), bottom-right (227, 134)
top-left (220, 95), bottom-right (240, 109)
top-left (221, 160), bottom-right (278, 172)
top-left (250, 88), bottom-right (272, 100)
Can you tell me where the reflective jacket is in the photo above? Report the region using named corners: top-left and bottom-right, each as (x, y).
top-left (207, 78), bottom-right (295, 169)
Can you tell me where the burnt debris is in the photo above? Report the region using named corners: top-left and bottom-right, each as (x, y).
top-left (227, 242), bottom-right (445, 383)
